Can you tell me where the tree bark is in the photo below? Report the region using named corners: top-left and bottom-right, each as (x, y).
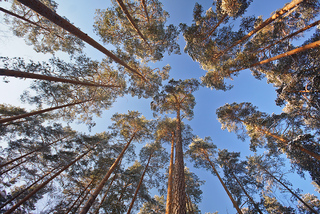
top-left (16, 0), bottom-right (147, 82)
top-left (0, 167), bottom-right (56, 210)
top-left (0, 137), bottom-right (66, 168)
top-left (0, 100), bottom-right (90, 124)
top-left (172, 106), bottom-right (187, 214)
top-left (203, 151), bottom-right (243, 214)
top-left (229, 170), bottom-right (263, 214)
top-left (4, 149), bottom-right (92, 214)
top-left (115, 0), bottom-right (149, 45)
top-left (127, 151), bottom-right (153, 214)
top-left (215, 0), bottom-right (304, 60)
top-left (79, 132), bottom-right (137, 214)
top-left (66, 178), bottom-right (94, 214)
top-left (257, 163), bottom-right (318, 214)
top-left (93, 173), bottom-right (118, 214)
top-left (0, 69), bottom-right (121, 88)
top-left (165, 132), bottom-right (175, 214)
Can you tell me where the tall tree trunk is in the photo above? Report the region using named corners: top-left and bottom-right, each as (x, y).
top-left (203, 151), bottom-right (243, 214)
top-left (127, 151), bottom-right (153, 214)
top-left (202, 14), bottom-right (228, 42)
top-left (186, 193), bottom-right (194, 214)
top-left (0, 137), bottom-right (66, 168)
top-left (165, 132), bottom-right (175, 214)
top-left (229, 170), bottom-right (263, 214)
top-left (0, 100), bottom-right (90, 124)
top-left (257, 163), bottom-right (318, 214)
top-left (93, 173), bottom-right (118, 214)
top-left (0, 159), bottom-right (27, 176)
top-left (66, 178), bottom-right (94, 214)
top-left (255, 20), bottom-right (320, 55)
top-left (4, 149), bottom-right (92, 214)
top-left (79, 132), bottom-right (137, 214)
top-left (215, 0), bottom-right (304, 60)
top-left (115, 0), bottom-right (149, 45)
top-left (0, 167), bottom-right (56, 210)
top-left (73, 187), bottom-right (92, 214)
top-left (236, 117), bottom-right (320, 161)
top-left (172, 106), bottom-right (186, 214)
top-left (16, 0), bottom-right (147, 82)
top-left (140, 0), bottom-right (149, 23)
top-left (0, 69), bottom-right (121, 88)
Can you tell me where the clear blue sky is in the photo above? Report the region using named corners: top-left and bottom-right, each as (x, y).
top-left (0, 0), bottom-right (319, 213)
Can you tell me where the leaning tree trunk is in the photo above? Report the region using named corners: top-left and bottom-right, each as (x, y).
top-left (0, 136), bottom-right (66, 168)
top-left (0, 159), bottom-right (27, 176)
top-left (127, 151), bottom-right (153, 214)
top-left (165, 132), bottom-right (175, 214)
top-left (93, 173), bottom-right (118, 214)
top-left (172, 106), bottom-right (187, 214)
top-left (79, 132), bottom-right (137, 214)
top-left (0, 6), bottom-right (64, 40)
top-left (203, 151), bottom-right (243, 214)
top-left (0, 69), bottom-right (121, 88)
top-left (74, 187), bottom-right (93, 214)
top-left (202, 14), bottom-right (228, 42)
top-left (0, 100), bottom-right (90, 124)
top-left (229, 170), bottom-right (263, 214)
top-left (4, 148), bottom-right (92, 214)
top-left (255, 20), bottom-right (320, 55)
top-left (16, 0), bottom-right (147, 82)
top-left (0, 166), bottom-right (57, 210)
top-left (115, 0), bottom-right (149, 45)
top-left (66, 178), bottom-right (94, 214)
top-left (235, 116), bottom-right (320, 161)
top-left (215, 0), bottom-right (304, 60)
top-left (140, 0), bottom-right (149, 23)
top-left (257, 163), bottom-right (318, 214)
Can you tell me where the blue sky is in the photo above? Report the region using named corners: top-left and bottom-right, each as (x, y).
top-left (0, 0), bottom-right (319, 213)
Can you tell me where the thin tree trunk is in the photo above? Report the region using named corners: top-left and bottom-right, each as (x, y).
top-left (165, 132), bottom-right (175, 214)
top-left (79, 132), bottom-right (137, 214)
top-left (186, 193), bottom-right (194, 214)
top-left (0, 137), bottom-right (66, 168)
top-left (0, 6), bottom-right (65, 40)
top-left (203, 151), bottom-right (243, 214)
top-left (127, 151), bottom-right (153, 214)
top-left (255, 125), bottom-right (320, 161)
top-left (0, 159), bottom-right (27, 176)
top-left (118, 182), bottom-right (132, 202)
top-left (115, 0), bottom-right (149, 45)
top-left (0, 167), bottom-right (56, 210)
top-left (215, 0), bottom-right (304, 60)
top-left (93, 173), bottom-right (118, 214)
top-left (257, 163), bottom-right (318, 214)
top-left (0, 69), bottom-right (121, 88)
top-left (73, 187), bottom-right (92, 214)
top-left (202, 14), bottom-right (228, 42)
top-left (172, 106), bottom-right (187, 214)
top-left (0, 100), bottom-right (90, 124)
top-left (255, 20), bottom-right (320, 55)
top-left (66, 178), bottom-right (94, 214)
top-left (4, 149), bottom-right (92, 214)
top-left (16, 0), bottom-right (147, 82)
top-left (140, 0), bottom-right (149, 23)
top-left (229, 170), bottom-right (263, 214)
top-left (228, 40), bottom-right (320, 76)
